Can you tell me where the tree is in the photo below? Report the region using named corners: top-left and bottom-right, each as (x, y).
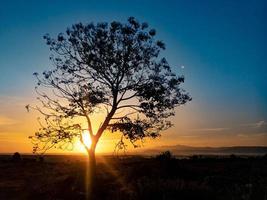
top-left (28, 17), bottom-right (191, 196)
top-left (12, 152), bottom-right (21, 162)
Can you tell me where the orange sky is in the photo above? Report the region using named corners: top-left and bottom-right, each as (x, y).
top-left (1, 94), bottom-right (266, 154)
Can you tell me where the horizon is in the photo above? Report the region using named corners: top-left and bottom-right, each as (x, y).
top-left (0, 0), bottom-right (266, 154)
top-left (1, 143), bottom-right (267, 155)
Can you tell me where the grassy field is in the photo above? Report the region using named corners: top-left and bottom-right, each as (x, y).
top-left (0, 154), bottom-right (267, 200)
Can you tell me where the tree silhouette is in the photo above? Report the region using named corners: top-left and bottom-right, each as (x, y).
top-left (28, 17), bottom-right (191, 196)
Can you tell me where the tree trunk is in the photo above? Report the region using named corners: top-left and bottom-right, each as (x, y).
top-left (86, 147), bottom-right (96, 200)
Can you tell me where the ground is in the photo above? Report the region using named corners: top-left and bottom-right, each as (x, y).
top-left (0, 154), bottom-right (267, 200)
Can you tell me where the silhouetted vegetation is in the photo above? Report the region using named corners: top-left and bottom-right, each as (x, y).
top-left (27, 17), bottom-right (191, 194)
top-left (1, 154), bottom-right (267, 200)
top-left (12, 152), bottom-right (21, 162)
top-left (155, 150), bottom-right (174, 161)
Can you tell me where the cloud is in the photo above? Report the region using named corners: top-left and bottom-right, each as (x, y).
top-left (190, 127), bottom-right (229, 132)
top-left (178, 135), bottom-right (199, 138)
top-left (241, 120), bottom-right (266, 128)
top-left (0, 95), bottom-right (32, 106)
top-left (255, 132), bottom-right (267, 137)
top-left (0, 115), bottom-right (17, 126)
top-left (237, 132), bottom-right (267, 138)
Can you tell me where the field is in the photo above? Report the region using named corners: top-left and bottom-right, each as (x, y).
top-left (0, 154), bottom-right (267, 200)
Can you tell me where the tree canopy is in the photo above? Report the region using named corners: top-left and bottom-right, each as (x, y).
top-left (29, 17), bottom-right (191, 154)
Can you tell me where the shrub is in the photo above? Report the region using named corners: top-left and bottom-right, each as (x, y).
top-left (155, 151), bottom-right (173, 161)
top-left (12, 152), bottom-right (21, 162)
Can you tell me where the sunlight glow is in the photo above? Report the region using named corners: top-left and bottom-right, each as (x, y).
top-left (73, 129), bottom-right (130, 154)
top-left (82, 130), bottom-right (92, 149)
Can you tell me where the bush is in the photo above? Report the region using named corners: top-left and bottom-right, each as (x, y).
top-left (155, 151), bottom-right (173, 161)
top-left (12, 152), bottom-right (21, 162)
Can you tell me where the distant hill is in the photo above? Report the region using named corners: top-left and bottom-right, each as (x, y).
top-left (138, 145), bottom-right (267, 155)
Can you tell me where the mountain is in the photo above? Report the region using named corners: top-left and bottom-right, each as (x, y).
top-left (138, 145), bottom-right (267, 155)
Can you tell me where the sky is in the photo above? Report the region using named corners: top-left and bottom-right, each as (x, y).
top-left (0, 0), bottom-right (266, 154)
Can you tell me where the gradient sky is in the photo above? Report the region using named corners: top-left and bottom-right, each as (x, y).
top-left (0, 0), bottom-right (266, 153)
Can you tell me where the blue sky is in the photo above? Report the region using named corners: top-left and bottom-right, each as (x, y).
top-left (0, 0), bottom-right (266, 151)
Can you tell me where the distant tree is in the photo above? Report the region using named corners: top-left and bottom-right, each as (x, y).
top-left (156, 150), bottom-right (173, 161)
top-left (28, 17), bottom-right (191, 196)
top-left (12, 152), bottom-right (21, 162)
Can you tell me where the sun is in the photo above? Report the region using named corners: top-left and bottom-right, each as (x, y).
top-left (74, 130), bottom-right (93, 153)
top-left (82, 130), bottom-right (92, 149)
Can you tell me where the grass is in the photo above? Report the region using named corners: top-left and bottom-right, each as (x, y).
top-left (0, 154), bottom-right (267, 200)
